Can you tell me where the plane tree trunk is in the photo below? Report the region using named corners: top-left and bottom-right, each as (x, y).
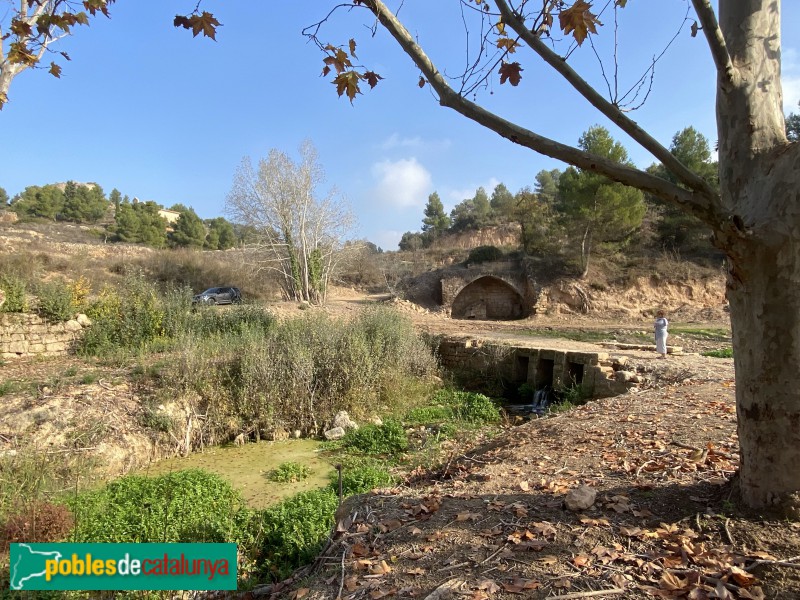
top-left (714, 0), bottom-right (800, 514)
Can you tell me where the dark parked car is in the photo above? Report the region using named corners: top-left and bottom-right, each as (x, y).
top-left (192, 286), bottom-right (242, 305)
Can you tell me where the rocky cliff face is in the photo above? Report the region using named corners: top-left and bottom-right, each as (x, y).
top-left (429, 223), bottom-right (521, 250)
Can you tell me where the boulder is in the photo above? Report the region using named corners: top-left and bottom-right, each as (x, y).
top-left (564, 485), bottom-right (596, 511)
top-left (76, 313), bottom-right (92, 327)
top-left (324, 426), bottom-right (346, 441)
top-left (333, 410), bottom-right (358, 431)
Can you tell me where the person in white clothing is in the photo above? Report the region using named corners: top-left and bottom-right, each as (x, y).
top-left (654, 310), bottom-right (669, 359)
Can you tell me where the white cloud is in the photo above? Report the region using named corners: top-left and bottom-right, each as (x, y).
top-left (371, 158), bottom-right (433, 208)
top-left (378, 134), bottom-right (452, 151)
top-left (370, 229), bottom-right (404, 252)
top-left (783, 47), bottom-right (800, 114)
top-left (443, 177), bottom-right (502, 210)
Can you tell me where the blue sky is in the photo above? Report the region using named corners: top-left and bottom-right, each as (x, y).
top-left (1, 2), bottom-right (798, 251)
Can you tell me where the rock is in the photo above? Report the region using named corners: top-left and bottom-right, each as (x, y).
top-left (615, 370), bottom-right (638, 383)
top-left (76, 313), bottom-right (92, 327)
top-left (64, 319), bottom-right (82, 332)
top-left (564, 485), bottom-right (596, 511)
top-left (265, 428), bottom-right (289, 441)
top-left (610, 356), bottom-right (629, 367)
top-left (324, 426), bottom-right (346, 440)
top-left (333, 410), bottom-right (358, 431)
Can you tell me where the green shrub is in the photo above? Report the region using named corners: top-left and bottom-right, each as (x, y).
top-left (68, 469), bottom-right (245, 543)
top-left (333, 463), bottom-right (395, 495)
top-left (169, 307), bottom-right (437, 443)
top-left (517, 382), bottom-right (535, 402)
top-left (36, 279), bottom-right (76, 322)
top-left (80, 273), bottom-right (164, 355)
top-left (342, 420), bottom-right (408, 455)
top-left (268, 462), bottom-right (312, 483)
top-left (255, 488), bottom-right (338, 580)
top-left (432, 389), bottom-right (501, 424)
top-left (188, 304), bottom-right (275, 337)
top-left (405, 405), bottom-right (454, 425)
top-left (437, 423), bottom-right (458, 439)
top-left (0, 274), bottom-right (28, 313)
top-left (467, 245), bottom-right (504, 264)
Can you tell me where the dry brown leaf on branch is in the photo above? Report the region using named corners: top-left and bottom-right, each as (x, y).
top-left (498, 62), bottom-right (523, 86)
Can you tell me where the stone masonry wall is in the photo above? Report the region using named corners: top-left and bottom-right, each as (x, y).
top-left (438, 336), bottom-right (637, 398)
top-left (0, 313), bottom-right (90, 358)
top-left (451, 277), bottom-right (526, 319)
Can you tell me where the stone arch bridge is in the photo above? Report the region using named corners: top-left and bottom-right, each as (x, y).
top-left (440, 262), bottom-right (535, 320)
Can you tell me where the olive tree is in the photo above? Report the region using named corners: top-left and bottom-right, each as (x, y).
top-left (225, 142), bottom-right (353, 304)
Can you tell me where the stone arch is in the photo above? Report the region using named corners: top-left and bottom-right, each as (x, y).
top-left (451, 275), bottom-right (528, 320)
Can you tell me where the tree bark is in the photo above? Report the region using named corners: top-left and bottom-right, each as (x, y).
top-left (712, 0), bottom-right (800, 512)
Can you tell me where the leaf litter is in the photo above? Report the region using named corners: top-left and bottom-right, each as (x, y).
top-left (249, 372), bottom-right (800, 599)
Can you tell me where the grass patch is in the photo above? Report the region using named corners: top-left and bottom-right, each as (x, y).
top-left (0, 380), bottom-right (20, 396)
top-left (671, 326), bottom-right (730, 341)
top-left (701, 347), bottom-right (733, 358)
top-left (268, 462), bottom-right (312, 483)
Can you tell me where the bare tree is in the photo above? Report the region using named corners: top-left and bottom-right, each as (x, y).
top-left (304, 0), bottom-right (799, 514)
top-left (225, 142), bottom-right (354, 304)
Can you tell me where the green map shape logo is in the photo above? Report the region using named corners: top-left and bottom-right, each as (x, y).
top-left (9, 543), bottom-right (63, 590)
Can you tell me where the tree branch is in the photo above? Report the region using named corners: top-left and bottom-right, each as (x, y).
top-left (690, 0), bottom-right (734, 85)
top-left (494, 0), bottom-right (717, 200)
top-left (363, 0), bottom-right (723, 228)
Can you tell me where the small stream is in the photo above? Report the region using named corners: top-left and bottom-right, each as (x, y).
top-left (138, 439), bottom-right (335, 509)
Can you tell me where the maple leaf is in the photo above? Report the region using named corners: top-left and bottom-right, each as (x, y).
top-left (173, 15), bottom-right (191, 30)
top-left (10, 19), bottom-right (34, 37)
top-left (501, 578), bottom-right (540, 593)
top-left (659, 572), bottom-right (688, 591)
top-left (48, 62), bottom-right (62, 78)
top-left (324, 48), bottom-right (352, 75)
top-left (498, 62), bottom-right (523, 86)
top-left (615, 0), bottom-right (627, 7)
top-left (559, 0), bottom-right (601, 46)
top-left (418, 76), bottom-right (426, 88)
top-left (363, 71), bottom-right (383, 89)
top-left (349, 38), bottom-right (357, 57)
top-left (83, 0), bottom-right (112, 17)
top-left (333, 71), bottom-right (362, 103)
top-left (190, 12), bottom-right (220, 40)
top-left (476, 579), bottom-right (500, 592)
top-left (8, 41), bottom-right (37, 66)
top-left (0, 91), bottom-right (8, 109)
top-left (691, 21), bottom-right (700, 38)
top-left (496, 38), bottom-right (520, 54)
top-left (456, 512), bottom-right (481, 521)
